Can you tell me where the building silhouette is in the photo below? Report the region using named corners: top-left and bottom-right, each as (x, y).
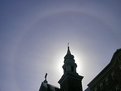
top-left (39, 46), bottom-right (83, 91)
top-left (85, 49), bottom-right (121, 91)
top-left (39, 47), bottom-right (121, 91)
top-left (39, 80), bottom-right (60, 91)
top-left (58, 46), bottom-right (83, 91)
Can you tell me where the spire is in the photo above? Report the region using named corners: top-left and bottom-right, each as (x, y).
top-left (64, 43), bottom-right (74, 59)
top-left (67, 43), bottom-right (71, 54)
top-left (58, 46), bottom-right (83, 91)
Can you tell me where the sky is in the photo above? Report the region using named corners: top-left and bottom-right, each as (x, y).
top-left (0, 0), bottom-right (121, 91)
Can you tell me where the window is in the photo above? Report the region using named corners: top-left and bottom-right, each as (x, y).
top-left (111, 71), bottom-right (115, 80)
top-left (119, 65), bottom-right (121, 70)
top-left (105, 76), bottom-right (109, 86)
top-left (116, 85), bottom-right (120, 91)
top-left (94, 87), bottom-right (97, 91)
top-left (100, 82), bottom-right (103, 91)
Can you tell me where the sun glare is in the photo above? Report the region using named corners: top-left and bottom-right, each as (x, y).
top-left (74, 53), bottom-right (84, 75)
top-left (55, 51), bottom-right (65, 75)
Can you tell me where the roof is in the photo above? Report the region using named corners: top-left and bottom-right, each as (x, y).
top-left (88, 48), bottom-right (121, 88)
top-left (39, 81), bottom-right (60, 91)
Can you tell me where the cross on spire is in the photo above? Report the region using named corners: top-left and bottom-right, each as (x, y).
top-left (68, 43), bottom-right (69, 47)
top-left (67, 43), bottom-right (71, 54)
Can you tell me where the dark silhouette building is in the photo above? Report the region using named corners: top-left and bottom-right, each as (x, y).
top-left (85, 49), bottom-right (121, 91)
top-left (39, 46), bottom-right (83, 91)
top-left (39, 47), bottom-right (121, 91)
top-left (58, 46), bottom-right (83, 91)
top-left (39, 79), bottom-right (60, 91)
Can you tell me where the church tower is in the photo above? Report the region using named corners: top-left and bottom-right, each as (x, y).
top-left (58, 46), bottom-right (83, 91)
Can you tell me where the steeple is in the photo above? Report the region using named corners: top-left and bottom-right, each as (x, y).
top-left (63, 46), bottom-right (77, 73)
top-left (58, 46), bottom-right (83, 91)
top-left (64, 45), bottom-right (74, 59)
top-left (67, 44), bottom-right (71, 54)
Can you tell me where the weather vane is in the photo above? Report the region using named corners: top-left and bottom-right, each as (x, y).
top-left (68, 43), bottom-right (69, 47)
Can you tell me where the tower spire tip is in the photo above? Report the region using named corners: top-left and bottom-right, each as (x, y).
top-left (68, 43), bottom-right (69, 47)
top-left (67, 43), bottom-right (71, 54)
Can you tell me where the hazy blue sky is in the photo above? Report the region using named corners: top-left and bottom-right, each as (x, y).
top-left (0, 0), bottom-right (121, 91)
